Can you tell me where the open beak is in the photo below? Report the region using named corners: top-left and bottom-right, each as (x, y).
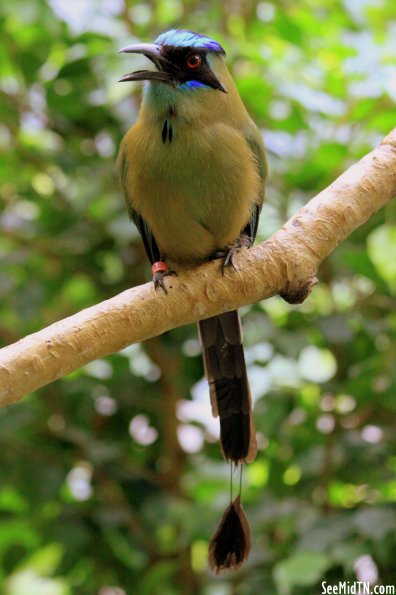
top-left (118, 43), bottom-right (171, 83)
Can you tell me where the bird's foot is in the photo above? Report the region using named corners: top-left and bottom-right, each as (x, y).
top-left (152, 261), bottom-right (177, 294)
top-left (212, 235), bottom-right (252, 274)
top-left (152, 270), bottom-right (177, 294)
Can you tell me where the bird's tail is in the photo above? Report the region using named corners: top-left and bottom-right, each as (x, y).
top-left (198, 310), bottom-right (257, 464)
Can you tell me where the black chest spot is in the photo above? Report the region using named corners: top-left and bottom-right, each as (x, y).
top-left (161, 119), bottom-right (174, 144)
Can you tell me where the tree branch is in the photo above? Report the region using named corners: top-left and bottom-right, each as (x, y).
top-left (1, 128), bottom-right (395, 405)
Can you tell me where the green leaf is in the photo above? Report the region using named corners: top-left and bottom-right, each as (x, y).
top-left (274, 551), bottom-right (331, 595)
top-left (367, 224), bottom-right (396, 292)
top-left (21, 544), bottom-right (63, 575)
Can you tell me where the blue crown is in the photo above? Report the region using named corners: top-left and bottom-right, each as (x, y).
top-left (155, 29), bottom-right (225, 54)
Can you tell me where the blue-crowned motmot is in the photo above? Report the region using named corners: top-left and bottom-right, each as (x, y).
top-left (117, 29), bottom-right (267, 572)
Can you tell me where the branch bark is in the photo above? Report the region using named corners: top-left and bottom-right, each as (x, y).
top-left (1, 128), bottom-right (395, 405)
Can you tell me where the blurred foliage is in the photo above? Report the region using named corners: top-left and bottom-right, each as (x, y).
top-left (0, 0), bottom-right (395, 593)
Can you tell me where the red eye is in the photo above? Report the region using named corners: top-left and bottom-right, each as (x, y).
top-left (186, 53), bottom-right (202, 69)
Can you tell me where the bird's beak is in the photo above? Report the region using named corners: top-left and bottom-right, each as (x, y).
top-left (118, 43), bottom-right (171, 83)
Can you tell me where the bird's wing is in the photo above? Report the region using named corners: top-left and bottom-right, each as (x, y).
top-left (118, 143), bottom-right (161, 264)
top-left (130, 210), bottom-right (162, 265)
top-left (244, 122), bottom-right (267, 244)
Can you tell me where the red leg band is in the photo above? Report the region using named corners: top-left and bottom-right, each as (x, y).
top-left (152, 261), bottom-right (168, 274)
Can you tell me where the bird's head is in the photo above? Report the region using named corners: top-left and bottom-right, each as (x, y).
top-left (118, 29), bottom-right (227, 94)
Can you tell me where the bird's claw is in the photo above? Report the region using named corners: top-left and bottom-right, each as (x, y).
top-left (214, 235), bottom-right (252, 275)
top-left (152, 269), bottom-right (177, 294)
top-left (222, 247), bottom-right (239, 272)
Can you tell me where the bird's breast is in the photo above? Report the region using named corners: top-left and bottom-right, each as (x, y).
top-left (122, 116), bottom-right (261, 267)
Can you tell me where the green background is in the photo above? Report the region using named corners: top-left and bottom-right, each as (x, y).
top-left (0, 0), bottom-right (395, 593)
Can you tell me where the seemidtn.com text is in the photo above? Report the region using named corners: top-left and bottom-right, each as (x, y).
top-left (322, 582), bottom-right (395, 595)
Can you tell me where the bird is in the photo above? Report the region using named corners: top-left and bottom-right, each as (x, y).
top-left (117, 29), bottom-right (267, 573)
